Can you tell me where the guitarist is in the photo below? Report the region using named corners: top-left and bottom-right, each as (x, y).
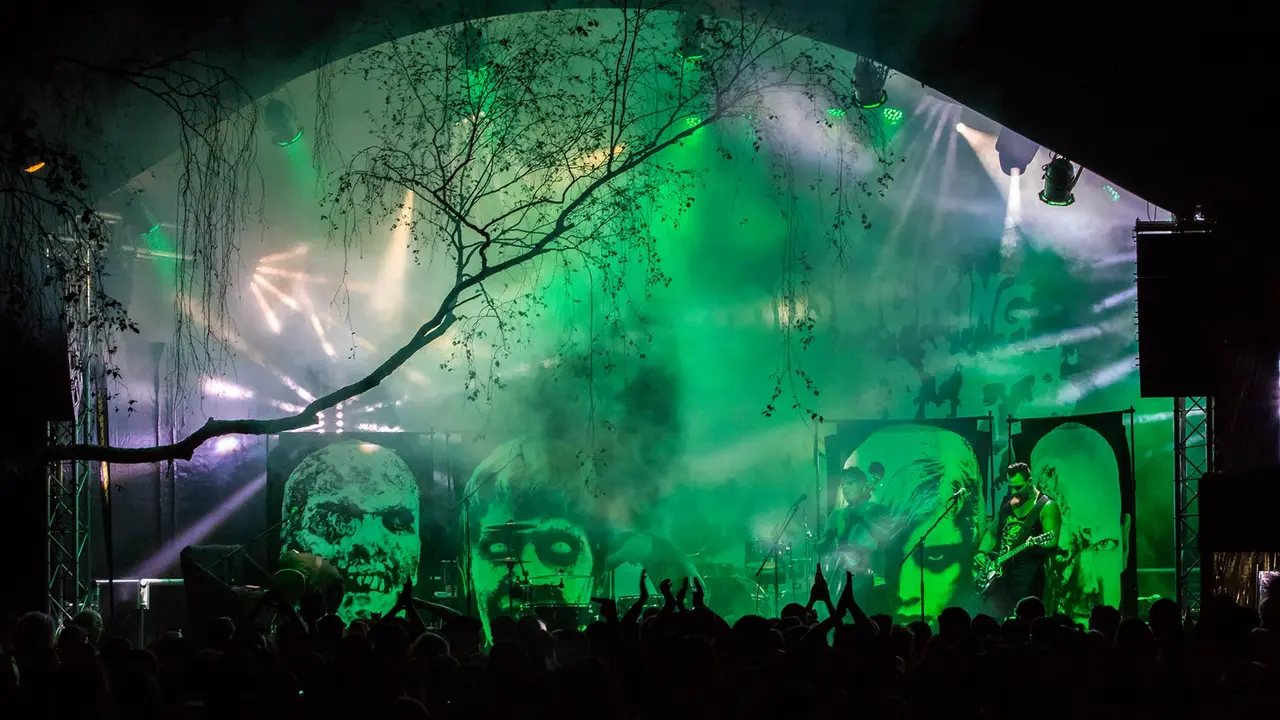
top-left (817, 465), bottom-right (894, 612)
top-left (975, 462), bottom-right (1061, 620)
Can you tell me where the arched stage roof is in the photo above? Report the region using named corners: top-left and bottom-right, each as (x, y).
top-left (11, 0), bottom-right (1275, 219)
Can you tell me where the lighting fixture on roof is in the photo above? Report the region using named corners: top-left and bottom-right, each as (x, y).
top-left (852, 57), bottom-right (889, 109)
top-left (120, 197), bottom-right (160, 236)
top-left (263, 99), bottom-right (303, 147)
top-left (882, 107), bottom-right (904, 124)
top-left (1039, 154), bottom-right (1083, 207)
top-left (452, 22), bottom-right (489, 72)
top-left (995, 128), bottom-right (1039, 176)
top-left (676, 12), bottom-right (706, 60)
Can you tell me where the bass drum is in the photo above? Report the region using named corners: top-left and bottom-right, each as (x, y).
top-left (529, 604), bottom-right (598, 633)
top-left (701, 574), bottom-right (768, 624)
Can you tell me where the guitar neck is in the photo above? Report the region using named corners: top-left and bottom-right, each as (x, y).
top-left (995, 535), bottom-right (1049, 565)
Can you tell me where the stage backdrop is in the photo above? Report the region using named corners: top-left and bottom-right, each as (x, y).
top-left (1010, 411), bottom-right (1137, 623)
top-left (826, 418), bottom-right (992, 624)
top-left (265, 432), bottom-right (463, 622)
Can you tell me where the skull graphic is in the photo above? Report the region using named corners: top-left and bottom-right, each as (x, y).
top-left (281, 441), bottom-right (420, 622)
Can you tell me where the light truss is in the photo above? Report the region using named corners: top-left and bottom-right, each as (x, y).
top-left (46, 419), bottom-right (93, 622)
top-left (1174, 395), bottom-right (1213, 616)
top-left (46, 240), bottom-right (101, 622)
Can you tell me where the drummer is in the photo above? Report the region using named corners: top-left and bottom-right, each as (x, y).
top-left (274, 549), bottom-right (345, 616)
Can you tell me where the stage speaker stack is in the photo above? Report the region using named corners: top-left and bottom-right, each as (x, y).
top-left (179, 545), bottom-right (272, 636)
top-left (1135, 220), bottom-right (1280, 472)
top-left (1198, 469), bottom-right (1280, 609)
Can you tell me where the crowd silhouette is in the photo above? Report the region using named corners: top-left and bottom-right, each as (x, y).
top-left (3, 567), bottom-right (1278, 719)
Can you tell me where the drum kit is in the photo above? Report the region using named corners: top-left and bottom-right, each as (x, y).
top-left (484, 521), bottom-right (596, 632)
top-left (482, 519), bottom-right (817, 629)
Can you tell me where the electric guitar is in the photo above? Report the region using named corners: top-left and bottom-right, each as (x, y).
top-left (973, 531), bottom-right (1055, 594)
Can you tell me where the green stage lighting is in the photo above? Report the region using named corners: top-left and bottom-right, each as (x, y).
top-left (676, 12), bottom-right (706, 60)
top-left (827, 108), bottom-right (847, 118)
top-left (452, 23), bottom-right (489, 72)
top-left (1039, 155), bottom-right (1082, 207)
top-left (882, 107), bottom-right (904, 124)
top-left (852, 56), bottom-right (889, 109)
top-left (121, 197), bottom-right (160, 237)
top-left (264, 100), bottom-right (302, 147)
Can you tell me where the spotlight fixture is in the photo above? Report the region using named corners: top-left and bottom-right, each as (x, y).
top-left (120, 197), bottom-right (160, 236)
top-left (852, 56), bottom-right (889, 109)
top-left (263, 99), bottom-right (303, 147)
top-left (451, 22), bottom-right (489, 72)
top-left (882, 107), bottom-right (904, 125)
top-left (1039, 154), bottom-right (1082, 207)
top-left (995, 128), bottom-right (1038, 176)
top-left (676, 12), bottom-right (706, 60)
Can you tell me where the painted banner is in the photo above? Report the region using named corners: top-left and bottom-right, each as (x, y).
top-left (825, 418), bottom-right (992, 624)
top-left (1010, 411), bottom-right (1137, 622)
top-left (265, 433), bottom-right (459, 623)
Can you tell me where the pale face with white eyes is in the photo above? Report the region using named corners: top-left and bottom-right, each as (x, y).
top-left (1031, 423), bottom-right (1127, 624)
top-left (470, 509), bottom-right (594, 638)
top-left (843, 424), bottom-right (982, 625)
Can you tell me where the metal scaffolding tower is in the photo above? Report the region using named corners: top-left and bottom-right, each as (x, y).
top-left (1174, 396), bottom-right (1214, 615)
top-left (46, 418), bottom-right (93, 622)
top-left (46, 243), bottom-right (101, 622)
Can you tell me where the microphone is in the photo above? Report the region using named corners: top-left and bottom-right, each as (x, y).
top-left (949, 487), bottom-right (970, 502)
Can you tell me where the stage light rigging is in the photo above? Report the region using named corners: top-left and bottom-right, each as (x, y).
top-left (995, 128), bottom-right (1038, 176)
top-left (852, 56), bottom-right (889, 109)
top-left (263, 99), bottom-right (303, 147)
top-left (452, 23), bottom-right (489, 72)
top-left (1039, 154), bottom-right (1083, 207)
top-left (676, 12), bottom-right (706, 60)
top-left (120, 197), bottom-right (160, 236)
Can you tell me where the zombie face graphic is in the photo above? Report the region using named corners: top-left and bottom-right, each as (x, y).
top-left (844, 424), bottom-right (984, 625)
top-left (281, 442), bottom-right (420, 622)
top-left (1031, 423), bottom-right (1128, 625)
top-left (464, 438), bottom-right (598, 641)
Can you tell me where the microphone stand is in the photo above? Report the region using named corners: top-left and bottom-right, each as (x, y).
top-left (756, 495), bottom-right (803, 617)
top-left (900, 491), bottom-right (965, 623)
top-left (215, 514), bottom-right (291, 583)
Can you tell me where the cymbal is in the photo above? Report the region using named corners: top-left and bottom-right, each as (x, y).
top-left (484, 522), bottom-right (537, 532)
top-left (528, 574), bottom-right (591, 580)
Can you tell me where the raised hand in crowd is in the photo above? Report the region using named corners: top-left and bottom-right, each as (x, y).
top-left (623, 570), bottom-right (650, 625)
top-left (590, 596), bottom-right (620, 624)
top-left (659, 578), bottom-right (677, 615)
top-left (692, 577), bottom-right (707, 610)
top-left (676, 577), bottom-right (690, 611)
top-left (806, 565), bottom-right (835, 616)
